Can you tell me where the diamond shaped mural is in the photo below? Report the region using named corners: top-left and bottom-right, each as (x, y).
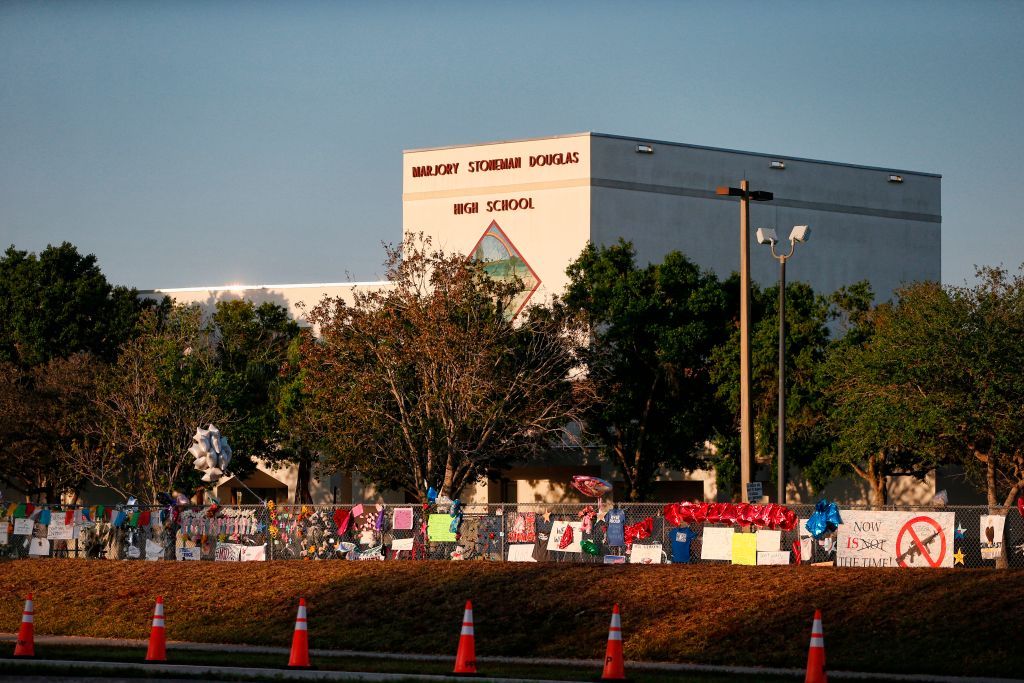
top-left (470, 220), bottom-right (541, 319)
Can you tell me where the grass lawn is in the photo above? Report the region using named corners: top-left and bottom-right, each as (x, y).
top-left (0, 560), bottom-right (1019, 678)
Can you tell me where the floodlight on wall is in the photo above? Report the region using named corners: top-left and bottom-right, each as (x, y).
top-left (789, 225), bottom-right (810, 243)
top-left (756, 227), bottom-right (778, 245)
top-left (770, 160), bottom-right (786, 170)
top-left (888, 174), bottom-right (904, 183)
top-left (636, 144), bottom-right (654, 154)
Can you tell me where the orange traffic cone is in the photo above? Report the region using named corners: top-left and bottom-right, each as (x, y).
top-left (145, 596), bottom-right (167, 661)
top-left (805, 609), bottom-right (827, 683)
top-left (453, 600), bottom-right (477, 675)
top-left (288, 598), bottom-right (311, 668)
top-left (601, 603), bottom-right (625, 680)
top-left (13, 593), bottom-right (34, 657)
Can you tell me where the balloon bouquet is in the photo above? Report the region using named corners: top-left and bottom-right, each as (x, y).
top-left (570, 475), bottom-right (613, 558)
top-left (189, 425), bottom-right (233, 484)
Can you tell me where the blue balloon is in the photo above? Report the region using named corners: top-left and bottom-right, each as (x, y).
top-left (427, 486), bottom-right (438, 504)
top-left (805, 499), bottom-right (843, 540)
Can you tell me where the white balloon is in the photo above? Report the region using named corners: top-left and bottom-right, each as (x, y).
top-left (188, 443), bottom-right (207, 459)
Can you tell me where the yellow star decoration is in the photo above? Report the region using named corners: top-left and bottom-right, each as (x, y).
top-left (953, 548), bottom-right (965, 566)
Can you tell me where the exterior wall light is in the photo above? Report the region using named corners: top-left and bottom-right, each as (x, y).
top-left (770, 160), bottom-right (786, 170)
top-left (888, 174), bottom-right (904, 183)
top-left (636, 144), bottom-right (654, 154)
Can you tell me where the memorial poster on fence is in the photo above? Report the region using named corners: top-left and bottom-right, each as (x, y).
top-left (699, 527), bottom-right (734, 561)
top-left (46, 515), bottom-right (75, 540)
top-left (214, 542), bottom-right (242, 561)
top-left (240, 544), bottom-right (267, 561)
top-left (546, 521), bottom-right (583, 553)
top-left (979, 514), bottom-right (1006, 560)
top-left (836, 511), bottom-right (955, 568)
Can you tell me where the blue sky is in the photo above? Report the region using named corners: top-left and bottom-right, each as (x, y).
top-left (2, 1), bottom-right (1022, 289)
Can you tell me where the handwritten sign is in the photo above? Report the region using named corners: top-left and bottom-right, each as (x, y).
top-left (427, 514), bottom-right (457, 542)
top-left (13, 518), bottom-right (34, 535)
top-left (757, 550), bottom-right (791, 565)
top-left (46, 516), bottom-right (75, 540)
top-left (546, 521), bottom-right (583, 553)
top-left (746, 481), bottom-right (764, 503)
top-left (629, 543), bottom-right (663, 564)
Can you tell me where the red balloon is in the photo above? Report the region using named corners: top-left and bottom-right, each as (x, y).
top-left (663, 502), bottom-right (797, 531)
top-left (570, 476), bottom-right (613, 498)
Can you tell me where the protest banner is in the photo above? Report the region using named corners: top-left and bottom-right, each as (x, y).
top-left (837, 511), bottom-right (955, 568)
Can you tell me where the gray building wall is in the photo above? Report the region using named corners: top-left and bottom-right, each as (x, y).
top-left (589, 134), bottom-right (941, 300)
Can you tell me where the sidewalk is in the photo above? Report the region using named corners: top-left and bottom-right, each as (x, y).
top-left (2, 633), bottom-right (1022, 683)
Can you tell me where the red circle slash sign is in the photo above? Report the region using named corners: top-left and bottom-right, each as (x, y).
top-left (896, 516), bottom-right (947, 568)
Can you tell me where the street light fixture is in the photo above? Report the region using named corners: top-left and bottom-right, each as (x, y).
top-left (758, 225), bottom-right (811, 504)
top-left (716, 181), bottom-right (773, 502)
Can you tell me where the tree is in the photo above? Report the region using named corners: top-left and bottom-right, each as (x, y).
top-left (0, 354), bottom-right (100, 502)
top-left (0, 242), bottom-right (155, 367)
top-left (273, 332), bottom-right (320, 503)
top-left (709, 276), bottom-right (832, 500)
top-left (562, 240), bottom-right (729, 501)
top-left (71, 306), bottom-right (225, 503)
top-left (815, 283), bottom-right (938, 506)
top-left (834, 270), bottom-right (1024, 512)
top-left (207, 300), bottom-right (300, 486)
top-left (302, 234), bottom-right (585, 502)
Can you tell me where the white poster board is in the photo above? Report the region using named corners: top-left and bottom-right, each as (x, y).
top-left (757, 550), bottom-right (791, 565)
top-left (13, 518), bottom-right (34, 535)
top-left (46, 516), bottom-right (75, 540)
top-left (546, 521), bottom-right (583, 553)
top-left (391, 537), bottom-right (414, 551)
top-left (145, 540), bottom-right (164, 561)
top-left (0, 527), bottom-right (7, 544)
top-left (29, 538), bottom-right (50, 556)
top-left (700, 527), bottom-right (734, 561)
top-left (507, 544), bottom-right (537, 562)
top-left (629, 543), bottom-right (663, 564)
top-left (755, 529), bottom-right (781, 552)
top-left (240, 544), bottom-right (266, 561)
top-left (980, 514), bottom-right (1006, 560)
top-left (837, 511), bottom-right (955, 568)
top-left (176, 546), bottom-right (201, 561)
top-left (214, 542), bottom-right (241, 561)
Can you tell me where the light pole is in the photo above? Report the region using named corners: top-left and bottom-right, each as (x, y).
top-left (716, 181), bottom-right (773, 502)
top-left (756, 225), bottom-right (811, 504)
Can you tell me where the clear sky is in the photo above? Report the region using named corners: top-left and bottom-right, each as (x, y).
top-left (1, 1), bottom-right (1021, 289)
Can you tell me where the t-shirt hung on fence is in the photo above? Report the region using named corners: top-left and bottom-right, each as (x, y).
top-left (604, 509), bottom-right (626, 546)
top-left (670, 527), bottom-right (697, 563)
top-left (836, 511), bottom-right (956, 568)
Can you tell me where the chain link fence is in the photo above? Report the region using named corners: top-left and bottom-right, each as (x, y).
top-left (2, 502), bottom-right (1020, 568)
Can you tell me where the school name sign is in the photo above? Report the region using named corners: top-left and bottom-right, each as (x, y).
top-left (837, 511), bottom-right (955, 568)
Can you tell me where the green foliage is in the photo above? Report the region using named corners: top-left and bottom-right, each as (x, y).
top-left (0, 242), bottom-right (159, 367)
top-left (563, 240), bottom-right (729, 501)
top-left (207, 300), bottom-right (300, 482)
top-left (303, 234), bottom-right (584, 502)
top-left (708, 275), bottom-right (833, 498)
